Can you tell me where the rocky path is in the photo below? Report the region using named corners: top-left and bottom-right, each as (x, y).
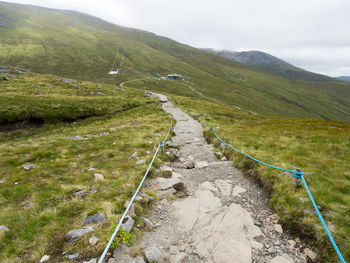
top-left (111, 95), bottom-right (310, 263)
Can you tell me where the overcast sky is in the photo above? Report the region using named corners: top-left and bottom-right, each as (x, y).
top-left (5, 0), bottom-right (350, 76)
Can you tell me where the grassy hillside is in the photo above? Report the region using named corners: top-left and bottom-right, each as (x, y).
top-left (0, 1), bottom-right (350, 122)
top-left (0, 70), bottom-right (172, 262)
top-left (172, 95), bottom-right (350, 262)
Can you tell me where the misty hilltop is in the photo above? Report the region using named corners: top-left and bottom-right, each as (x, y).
top-left (204, 49), bottom-right (335, 82)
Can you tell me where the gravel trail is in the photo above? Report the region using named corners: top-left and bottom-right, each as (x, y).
top-left (112, 94), bottom-right (307, 263)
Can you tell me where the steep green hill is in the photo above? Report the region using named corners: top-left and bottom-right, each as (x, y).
top-left (1, 1), bottom-right (350, 122)
top-left (205, 49), bottom-right (335, 82)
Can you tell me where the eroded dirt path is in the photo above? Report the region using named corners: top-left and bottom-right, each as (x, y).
top-left (113, 95), bottom-right (306, 263)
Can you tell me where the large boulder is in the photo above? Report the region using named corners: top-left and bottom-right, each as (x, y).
top-left (173, 181), bottom-right (264, 263)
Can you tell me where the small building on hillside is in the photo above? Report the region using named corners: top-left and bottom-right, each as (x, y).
top-left (108, 69), bottom-right (119, 75)
top-left (167, 73), bottom-right (184, 80)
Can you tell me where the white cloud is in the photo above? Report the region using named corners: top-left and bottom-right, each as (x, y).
top-left (4, 0), bottom-right (350, 76)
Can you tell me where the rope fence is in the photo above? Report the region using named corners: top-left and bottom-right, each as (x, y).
top-left (201, 114), bottom-right (346, 263)
top-left (98, 117), bottom-right (173, 263)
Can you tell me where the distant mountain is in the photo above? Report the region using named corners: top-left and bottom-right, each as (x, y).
top-left (336, 76), bottom-right (350, 83)
top-left (205, 49), bottom-right (336, 83)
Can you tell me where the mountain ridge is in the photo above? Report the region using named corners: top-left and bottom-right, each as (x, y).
top-left (204, 49), bottom-right (336, 82)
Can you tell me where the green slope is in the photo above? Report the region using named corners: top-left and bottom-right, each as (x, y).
top-left (0, 68), bottom-right (172, 262)
top-left (1, 1), bottom-right (350, 122)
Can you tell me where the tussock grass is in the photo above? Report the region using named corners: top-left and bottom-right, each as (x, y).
top-left (172, 95), bottom-right (350, 262)
top-left (0, 73), bottom-right (172, 262)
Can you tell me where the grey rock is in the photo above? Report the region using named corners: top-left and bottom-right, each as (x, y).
top-left (144, 247), bottom-right (163, 263)
top-left (124, 200), bottom-right (136, 217)
top-left (136, 159), bottom-right (146, 165)
top-left (116, 88), bottom-right (125, 91)
top-left (134, 256), bottom-right (146, 263)
top-left (169, 246), bottom-right (178, 255)
top-left (142, 217), bottom-right (155, 229)
top-left (121, 215), bottom-right (134, 232)
top-left (74, 190), bottom-right (88, 198)
top-left (184, 160), bottom-right (194, 169)
top-left (66, 135), bottom-right (88, 140)
top-left (89, 235), bottom-right (99, 246)
top-left (270, 214), bottom-right (279, 224)
top-left (270, 256), bottom-right (293, 263)
top-left (129, 152), bottom-right (139, 159)
top-left (94, 173), bottom-right (104, 180)
top-left (232, 185), bottom-right (247, 197)
top-left (0, 225), bottom-right (9, 232)
top-left (154, 133), bottom-right (162, 136)
top-left (137, 191), bottom-right (154, 201)
top-left (166, 141), bottom-right (177, 148)
top-left (0, 76), bottom-right (9, 81)
top-left (39, 255), bottom-right (50, 262)
top-left (113, 244), bottom-right (128, 257)
top-left (22, 164), bottom-right (37, 170)
top-left (303, 248), bottom-right (319, 262)
top-left (60, 78), bottom-right (75, 84)
top-left (93, 132), bottom-right (109, 136)
top-left (0, 180), bottom-right (4, 184)
top-left (83, 259), bottom-right (97, 263)
top-left (89, 187), bottom-right (98, 194)
top-left (65, 226), bottom-right (96, 241)
top-left (159, 188), bottom-right (177, 197)
top-left (66, 252), bottom-right (80, 259)
top-left (160, 166), bottom-right (172, 177)
top-left (287, 240), bottom-right (296, 248)
top-left (150, 173), bottom-right (184, 192)
top-left (273, 224), bottom-right (283, 234)
top-left (173, 182), bottom-right (263, 263)
top-left (170, 252), bottom-right (187, 263)
top-left (82, 213), bottom-right (106, 225)
top-left (170, 149), bottom-right (180, 157)
top-left (89, 91), bottom-right (105, 95)
top-left (195, 161), bottom-right (208, 169)
top-left (108, 258), bottom-right (116, 263)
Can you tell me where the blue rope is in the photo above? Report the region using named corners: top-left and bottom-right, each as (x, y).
top-left (210, 126), bottom-right (299, 175)
top-left (98, 118), bottom-right (173, 263)
top-left (206, 120), bottom-right (346, 262)
top-left (300, 174), bottom-right (346, 263)
top-left (201, 113), bottom-right (208, 128)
